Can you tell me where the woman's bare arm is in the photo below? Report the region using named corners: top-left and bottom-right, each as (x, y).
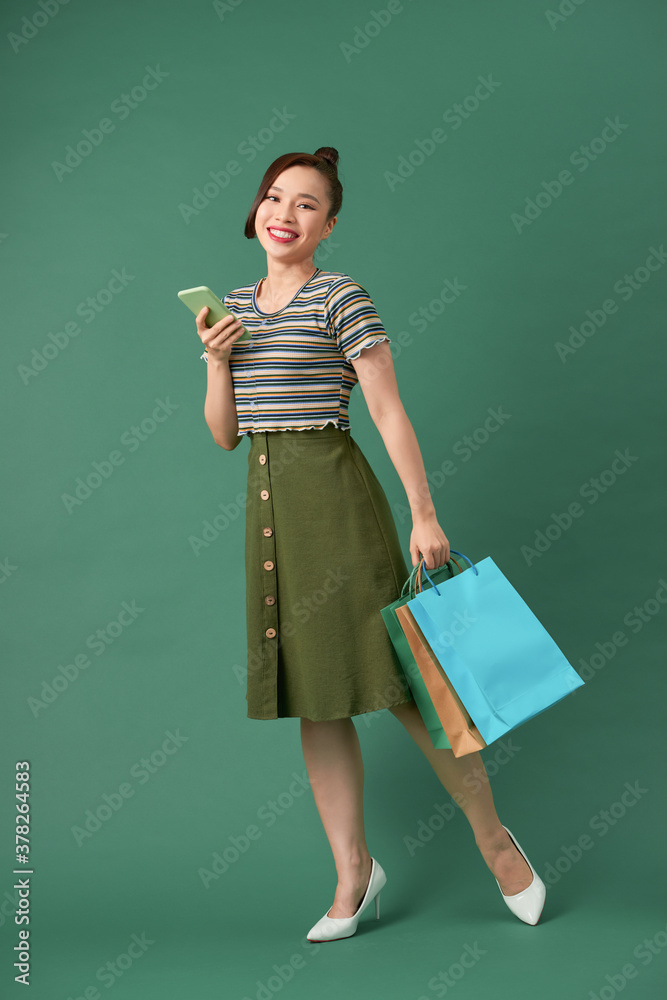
top-left (203, 356), bottom-right (242, 450)
top-left (197, 308), bottom-right (247, 450)
top-left (351, 340), bottom-right (450, 567)
top-left (350, 341), bottom-right (435, 516)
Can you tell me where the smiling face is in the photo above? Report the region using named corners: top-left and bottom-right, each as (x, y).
top-left (254, 164), bottom-right (337, 263)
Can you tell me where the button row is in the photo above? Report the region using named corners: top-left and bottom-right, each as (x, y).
top-left (260, 450), bottom-right (277, 641)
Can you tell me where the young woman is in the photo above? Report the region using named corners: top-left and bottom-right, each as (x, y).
top-left (197, 147), bottom-right (546, 941)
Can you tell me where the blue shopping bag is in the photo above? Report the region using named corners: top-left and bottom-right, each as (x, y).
top-left (406, 551), bottom-right (585, 746)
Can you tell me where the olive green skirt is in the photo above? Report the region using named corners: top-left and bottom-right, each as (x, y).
top-left (244, 426), bottom-right (416, 721)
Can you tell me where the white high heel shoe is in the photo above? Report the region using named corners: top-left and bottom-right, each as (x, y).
top-left (306, 858), bottom-right (387, 942)
top-left (495, 825), bottom-right (546, 925)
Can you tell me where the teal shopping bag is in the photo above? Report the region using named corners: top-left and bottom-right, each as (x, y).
top-left (380, 554), bottom-right (470, 750)
top-left (406, 552), bottom-right (585, 746)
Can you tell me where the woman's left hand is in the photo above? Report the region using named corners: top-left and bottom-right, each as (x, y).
top-left (410, 512), bottom-right (451, 569)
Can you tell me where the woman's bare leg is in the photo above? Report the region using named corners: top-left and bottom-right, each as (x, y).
top-left (388, 700), bottom-right (533, 894)
top-left (300, 716), bottom-right (373, 918)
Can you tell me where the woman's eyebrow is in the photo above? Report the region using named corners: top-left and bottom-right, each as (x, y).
top-left (268, 185), bottom-right (321, 205)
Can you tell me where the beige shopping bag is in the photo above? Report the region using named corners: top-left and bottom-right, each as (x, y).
top-left (395, 603), bottom-right (486, 757)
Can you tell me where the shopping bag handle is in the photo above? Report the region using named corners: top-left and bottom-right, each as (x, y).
top-left (446, 550), bottom-right (477, 574)
top-left (416, 555), bottom-right (460, 594)
top-left (401, 560), bottom-right (435, 599)
top-left (401, 554), bottom-right (458, 598)
top-left (400, 550), bottom-right (478, 600)
top-left (417, 549), bottom-right (478, 597)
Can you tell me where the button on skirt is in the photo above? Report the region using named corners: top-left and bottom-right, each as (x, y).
top-left (244, 426), bottom-right (416, 720)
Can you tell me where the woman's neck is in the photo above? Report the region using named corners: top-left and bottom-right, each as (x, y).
top-left (258, 265), bottom-right (319, 309)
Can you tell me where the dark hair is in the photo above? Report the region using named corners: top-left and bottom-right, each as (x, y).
top-left (244, 147), bottom-right (343, 239)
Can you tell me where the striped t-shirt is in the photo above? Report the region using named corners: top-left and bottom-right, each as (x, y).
top-left (199, 268), bottom-right (391, 436)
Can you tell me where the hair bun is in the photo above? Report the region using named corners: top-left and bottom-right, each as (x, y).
top-left (314, 146), bottom-right (339, 170)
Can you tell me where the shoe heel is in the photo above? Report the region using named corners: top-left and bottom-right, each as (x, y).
top-left (374, 890), bottom-right (382, 920)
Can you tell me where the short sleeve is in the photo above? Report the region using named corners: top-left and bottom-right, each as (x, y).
top-left (324, 278), bottom-right (391, 361)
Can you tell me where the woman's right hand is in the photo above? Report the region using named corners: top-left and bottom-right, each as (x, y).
top-left (196, 308), bottom-right (248, 362)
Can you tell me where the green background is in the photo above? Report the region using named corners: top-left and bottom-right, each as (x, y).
top-left (2, 0), bottom-right (665, 997)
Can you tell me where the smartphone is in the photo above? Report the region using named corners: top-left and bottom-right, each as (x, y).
top-left (177, 285), bottom-right (251, 342)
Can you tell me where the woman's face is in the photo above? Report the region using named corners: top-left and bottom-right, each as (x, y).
top-left (254, 164), bottom-right (336, 264)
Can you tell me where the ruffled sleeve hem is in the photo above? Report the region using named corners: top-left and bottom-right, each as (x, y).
top-left (344, 335), bottom-right (391, 361)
